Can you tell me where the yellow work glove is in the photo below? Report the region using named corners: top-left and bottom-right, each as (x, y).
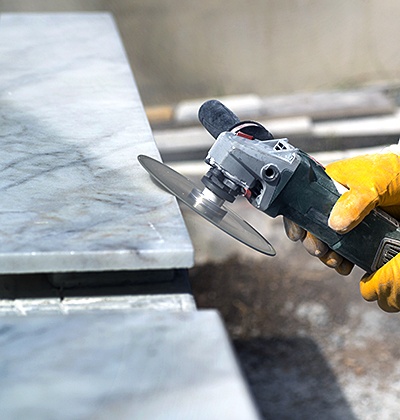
top-left (284, 152), bottom-right (400, 313)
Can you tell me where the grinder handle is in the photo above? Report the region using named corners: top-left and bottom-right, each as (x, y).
top-left (270, 152), bottom-right (400, 273)
top-left (198, 100), bottom-right (240, 139)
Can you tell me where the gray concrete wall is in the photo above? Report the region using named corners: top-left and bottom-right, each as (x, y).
top-left (2, 0), bottom-right (400, 105)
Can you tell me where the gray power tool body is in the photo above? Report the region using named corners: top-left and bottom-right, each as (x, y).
top-left (198, 101), bottom-right (400, 274)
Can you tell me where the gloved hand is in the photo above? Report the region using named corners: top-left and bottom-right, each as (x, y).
top-left (283, 218), bottom-right (355, 275)
top-left (284, 152), bottom-right (400, 312)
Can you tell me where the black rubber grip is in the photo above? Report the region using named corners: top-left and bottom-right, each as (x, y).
top-left (198, 100), bottom-right (240, 139)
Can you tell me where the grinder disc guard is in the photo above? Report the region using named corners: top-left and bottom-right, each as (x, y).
top-left (138, 155), bottom-right (276, 256)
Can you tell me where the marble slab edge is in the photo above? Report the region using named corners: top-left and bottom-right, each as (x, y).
top-left (0, 247), bottom-right (194, 274)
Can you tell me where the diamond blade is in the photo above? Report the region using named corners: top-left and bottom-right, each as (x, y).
top-left (138, 155), bottom-right (276, 256)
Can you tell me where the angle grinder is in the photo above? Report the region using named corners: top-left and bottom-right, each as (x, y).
top-left (139, 100), bottom-right (400, 273)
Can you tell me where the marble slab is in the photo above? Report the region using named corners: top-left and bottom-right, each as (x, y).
top-left (0, 310), bottom-right (259, 420)
top-left (0, 13), bottom-right (194, 273)
top-left (0, 294), bottom-right (197, 316)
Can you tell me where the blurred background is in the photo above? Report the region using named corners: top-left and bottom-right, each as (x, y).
top-left (2, 0), bottom-right (400, 106)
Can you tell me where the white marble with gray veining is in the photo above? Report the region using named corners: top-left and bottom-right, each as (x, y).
top-left (0, 310), bottom-right (260, 419)
top-left (0, 13), bottom-right (194, 273)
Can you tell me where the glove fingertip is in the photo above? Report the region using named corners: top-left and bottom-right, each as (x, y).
top-left (328, 201), bottom-right (354, 233)
top-left (329, 191), bottom-right (376, 233)
top-left (377, 300), bottom-right (400, 313)
top-left (328, 213), bottom-right (351, 233)
top-left (283, 218), bottom-right (306, 242)
top-left (359, 274), bottom-right (378, 302)
top-left (335, 259), bottom-right (354, 276)
top-left (302, 232), bottom-right (328, 257)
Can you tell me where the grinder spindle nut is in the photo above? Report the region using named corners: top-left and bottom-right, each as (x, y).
top-left (201, 167), bottom-right (243, 202)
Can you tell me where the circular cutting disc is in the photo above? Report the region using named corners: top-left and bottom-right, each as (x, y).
top-left (138, 155), bottom-right (276, 256)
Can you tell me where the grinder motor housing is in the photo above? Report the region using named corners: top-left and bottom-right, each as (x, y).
top-left (201, 126), bottom-right (400, 274)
